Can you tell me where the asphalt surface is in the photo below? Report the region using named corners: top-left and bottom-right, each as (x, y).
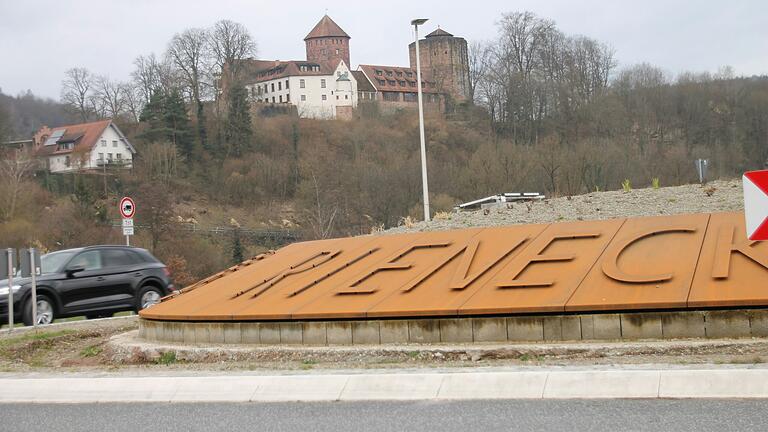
top-left (3, 400), bottom-right (768, 432)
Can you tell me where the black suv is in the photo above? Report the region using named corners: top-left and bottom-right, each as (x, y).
top-left (0, 245), bottom-right (176, 326)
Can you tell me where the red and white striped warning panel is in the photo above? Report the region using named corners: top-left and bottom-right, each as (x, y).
top-left (743, 170), bottom-right (768, 241)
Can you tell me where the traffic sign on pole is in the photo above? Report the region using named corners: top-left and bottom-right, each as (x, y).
top-left (120, 197), bottom-right (136, 246)
top-left (743, 170), bottom-right (768, 241)
top-left (119, 197), bottom-right (136, 219)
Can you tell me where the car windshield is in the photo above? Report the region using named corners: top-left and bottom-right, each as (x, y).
top-left (41, 251), bottom-right (77, 274)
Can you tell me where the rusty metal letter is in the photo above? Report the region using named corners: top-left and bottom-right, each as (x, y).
top-left (602, 226), bottom-right (696, 283)
top-left (497, 233), bottom-right (600, 289)
top-left (398, 237), bottom-right (529, 293)
top-left (231, 250), bottom-right (342, 299)
top-left (337, 242), bottom-right (451, 294)
top-left (712, 225), bottom-right (768, 279)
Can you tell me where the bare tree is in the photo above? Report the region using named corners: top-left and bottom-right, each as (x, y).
top-left (167, 28), bottom-right (211, 149)
top-left (0, 148), bottom-right (35, 221)
top-left (92, 75), bottom-right (125, 119)
top-left (122, 82), bottom-right (144, 122)
top-left (208, 20), bottom-right (257, 83)
top-left (132, 54), bottom-right (163, 103)
top-left (468, 41), bottom-right (492, 104)
top-left (305, 172), bottom-right (337, 239)
top-left (137, 142), bottom-right (179, 183)
top-left (61, 68), bottom-right (94, 121)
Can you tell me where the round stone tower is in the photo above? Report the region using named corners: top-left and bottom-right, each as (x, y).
top-left (409, 27), bottom-right (471, 103)
top-left (304, 15), bottom-right (351, 67)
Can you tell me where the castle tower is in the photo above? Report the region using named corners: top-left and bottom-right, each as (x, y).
top-left (304, 15), bottom-right (351, 67)
top-left (408, 27), bottom-right (471, 103)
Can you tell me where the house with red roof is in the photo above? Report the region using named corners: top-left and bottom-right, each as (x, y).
top-left (33, 119), bottom-right (136, 173)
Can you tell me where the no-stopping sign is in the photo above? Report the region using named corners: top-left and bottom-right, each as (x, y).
top-left (120, 196), bottom-right (136, 219)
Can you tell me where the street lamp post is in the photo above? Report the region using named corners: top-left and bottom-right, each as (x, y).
top-left (411, 18), bottom-right (430, 222)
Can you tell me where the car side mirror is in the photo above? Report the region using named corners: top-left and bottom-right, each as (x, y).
top-left (66, 266), bottom-right (85, 278)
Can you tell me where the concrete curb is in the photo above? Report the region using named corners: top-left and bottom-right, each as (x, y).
top-left (3, 368), bottom-right (768, 402)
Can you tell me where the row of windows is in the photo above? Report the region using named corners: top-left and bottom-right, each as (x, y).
top-left (98, 153), bottom-right (123, 161)
top-left (299, 65), bottom-right (321, 72)
top-left (374, 69), bottom-right (414, 78)
top-left (256, 93), bottom-right (350, 104)
top-left (299, 78), bottom-right (327, 88)
top-left (252, 78), bottom-right (327, 97)
top-left (307, 38), bottom-right (346, 45)
top-left (375, 92), bottom-right (439, 103)
top-left (317, 48), bottom-right (341, 56)
top-left (258, 94), bottom-right (292, 103)
top-left (257, 66), bottom-right (286, 79)
top-left (376, 78), bottom-right (429, 89)
top-left (100, 139), bottom-right (119, 148)
top-left (67, 249), bottom-right (147, 271)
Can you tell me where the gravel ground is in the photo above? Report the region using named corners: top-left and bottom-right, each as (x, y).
top-left (388, 179), bottom-right (743, 233)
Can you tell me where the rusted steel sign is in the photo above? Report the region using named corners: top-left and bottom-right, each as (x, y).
top-left (140, 212), bottom-right (768, 321)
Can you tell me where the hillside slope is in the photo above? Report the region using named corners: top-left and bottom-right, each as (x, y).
top-left (388, 179), bottom-right (743, 233)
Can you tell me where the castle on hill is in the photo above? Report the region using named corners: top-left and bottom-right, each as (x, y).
top-left (223, 15), bottom-right (471, 119)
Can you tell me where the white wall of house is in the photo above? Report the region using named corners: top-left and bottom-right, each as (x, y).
top-left (89, 124), bottom-right (134, 168)
top-left (245, 61), bottom-right (358, 120)
top-left (47, 124), bottom-right (134, 173)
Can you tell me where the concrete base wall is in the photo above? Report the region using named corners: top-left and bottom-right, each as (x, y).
top-left (139, 309), bottom-right (768, 346)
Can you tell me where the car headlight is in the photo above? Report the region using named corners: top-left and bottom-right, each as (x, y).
top-left (0, 285), bottom-right (21, 296)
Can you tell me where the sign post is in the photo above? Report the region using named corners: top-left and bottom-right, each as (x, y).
top-left (20, 249), bottom-right (41, 328)
top-left (119, 197), bottom-right (136, 246)
top-left (5, 249), bottom-right (16, 331)
top-left (743, 170), bottom-right (768, 241)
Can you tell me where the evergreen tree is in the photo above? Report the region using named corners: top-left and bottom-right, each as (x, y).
top-left (138, 90), bottom-right (194, 159)
top-left (231, 228), bottom-right (244, 264)
top-left (224, 85), bottom-right (253, 157)
top-left (164, 90), bottom-right (194, 159)
top-left (138, 92), bottom-right (167, 143)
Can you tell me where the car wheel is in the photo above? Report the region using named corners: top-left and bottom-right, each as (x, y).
top-left (22, 295), bottom-right (55, 326)
top-left (137, 286), bottom-right (163, 311)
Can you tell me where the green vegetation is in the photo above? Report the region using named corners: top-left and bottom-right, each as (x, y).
top-left (622, 179), bottom-right (632, 193)
top-left (80, 344), bottom-right (103, 358)
top-left (156, 351), bottom-right (177, 365)
top-left (652, 178), bottom-right (661, 189)
top-left (0, 330), bottom-right (75, 349)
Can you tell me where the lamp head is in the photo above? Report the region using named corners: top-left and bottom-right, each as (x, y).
top-left (411, 18), bottom-right (429, 26)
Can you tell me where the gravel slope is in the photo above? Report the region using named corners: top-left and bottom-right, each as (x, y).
top-left (388, 179), bottom-right (744, 233)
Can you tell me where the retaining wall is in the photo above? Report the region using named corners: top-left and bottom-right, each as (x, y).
top-left (139, 309), bottom-right (768, 345)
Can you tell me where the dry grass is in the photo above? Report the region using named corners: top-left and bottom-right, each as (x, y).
top-left (433, 211), bottom-right (453, 221)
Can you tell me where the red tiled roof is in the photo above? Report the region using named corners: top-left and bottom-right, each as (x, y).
top-left (34, 119), bottom-right (111, 157)
top-left (351, 71), bottom-right (375, 92)
top-left (358, 65), bottom-right (439, 94)
top-left (426, 28), bottom-right (454, 38)
top-left (304, 15), bottom-right (350, 40)
top-left (239, 59), bottom-right (341, 84)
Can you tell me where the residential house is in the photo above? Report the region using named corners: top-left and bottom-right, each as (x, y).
top-left (33, 119), bottom-right (136, 173)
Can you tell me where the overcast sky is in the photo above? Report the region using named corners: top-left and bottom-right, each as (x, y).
top-left (1, 0), bottom-right (766, 100)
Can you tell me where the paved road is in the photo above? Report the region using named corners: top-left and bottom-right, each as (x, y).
top-left (3, 400), bottom-right (768, 432)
